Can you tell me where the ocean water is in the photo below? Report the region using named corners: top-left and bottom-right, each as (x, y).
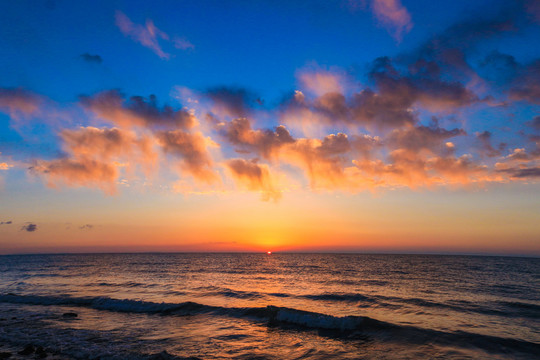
top-left (0, 253), bottom-right (538, 359)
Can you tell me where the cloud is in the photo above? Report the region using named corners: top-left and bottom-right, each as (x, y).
top-left (115, 11), bottom-right (193, 59)
top-left (474, 131), bottom-right (501, 158)
top-left (0, 221), bottom-right (12, 225)
top-left (371, 0), bottom-right (413, 41)
top-left (79, 224), bottom-right (94, 230)
top-left (0, 162), bottom-right (13, 170)
top-left (0, 88), bottom-right (42, 117)
top-left (11, 2), bottom-right (540, 199)
top-left (507, 167), bottom-right (540, 178)
top-left (509, 60), bottom-right (540, 104)
top-left (217, 118), bottom-right (295, 159)
top-left (61, 126), bottom-right (156, 167)
top-left (80, 53), bottom-right (103, 64)
top-left (30, 157), bottom-right (119, 194)
top-left (80, 90), bottom-right (196, 129)
top-left (527, 116), bottom-right (540, 130)
top-left (20, 223), bottom-right (37, 232)
top-left (226, 158), bottom-right (281, 201)
top-left (278, 133), bottom-right (359, 190)
top-left (502, 148), bottom-right (540, 163)
top-left (281, 58), bottom-right (479, 131)
top-left (297, 69), bottom-right (346, 97)
top-left (115, 11), bottom-right (171, 59)
top-left (206, 87), bottom-right (257, 118)
top-left (498, 166), bottom-right (540, 179)
top-left (157, 130), bottom-right (218, 183)
top-left (173, 37), bottom-right (194, 50)
top-left (387, 124), bottom-right (466, 154)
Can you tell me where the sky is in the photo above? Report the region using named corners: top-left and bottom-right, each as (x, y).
top-left (0, 0), bottom-right (539, 255)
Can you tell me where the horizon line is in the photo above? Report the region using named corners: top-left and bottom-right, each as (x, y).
top-left (1, 251), bottom-right (538, 258)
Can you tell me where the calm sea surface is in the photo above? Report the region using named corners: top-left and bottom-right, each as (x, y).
top-left (0, 253), bottom-right (538, 359)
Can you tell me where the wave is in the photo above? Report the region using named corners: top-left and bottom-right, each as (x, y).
top-left (1, 292), bottom-right (539, 357)
top-left (297, 292), bottom-right (540, 319)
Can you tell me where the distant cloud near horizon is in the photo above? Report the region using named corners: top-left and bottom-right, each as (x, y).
top-left (0, 221), bottom-right (12, 225)
top-left (115, 11), bottom-right (193, 59)
top-left (20, 223), bottom-right (37, 232)
top-left (79, 224), bottom-right (94, 230)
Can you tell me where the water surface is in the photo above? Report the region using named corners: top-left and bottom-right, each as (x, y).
top-left (0, 253), bottom-right (538, 359)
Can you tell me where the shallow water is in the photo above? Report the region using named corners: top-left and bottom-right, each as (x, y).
top-left (0, 253), bottom-right (538, 359)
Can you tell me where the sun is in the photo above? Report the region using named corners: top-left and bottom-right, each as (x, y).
top-left (267, 251), bottom-right (272, 255)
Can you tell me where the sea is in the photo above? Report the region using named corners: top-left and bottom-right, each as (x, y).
top-left (0, 253), bottom-right (538, 359)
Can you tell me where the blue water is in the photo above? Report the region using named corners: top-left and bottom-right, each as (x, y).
top-left (0, 253), bottom-right (538, 359)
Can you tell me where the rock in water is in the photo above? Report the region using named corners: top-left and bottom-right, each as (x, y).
top-left (35, 346), bottom-right (47, 358)
top-left (18, 344), bottom-right (34, 355)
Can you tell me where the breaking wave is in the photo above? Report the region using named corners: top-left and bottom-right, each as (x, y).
top-left (1, 292), bottom-right (539, 357)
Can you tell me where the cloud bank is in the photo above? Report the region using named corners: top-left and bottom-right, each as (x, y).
top-left (1, 1), bottom-right (539, 200)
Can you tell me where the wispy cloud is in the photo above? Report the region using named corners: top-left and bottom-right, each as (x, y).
top-left (226, 158), bottom-right (281, 201)
top-left (115, 11), bottom-right (193, 59)
top-left (0, 88), bottom-right (42, 117)
top-left (371, 0), bottom-right (413, 41)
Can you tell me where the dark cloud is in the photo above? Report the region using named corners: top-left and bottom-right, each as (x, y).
top-left (0, 221), bottom-right (12, 225)
top-left (387, 124), bottom-right (465, 153)
top-left (20, 223), bottom-right (37, 232)
top-left (366, 57), bottom-right (480, 112)
top-left (79, 224), bottom-right (94, 230)
top-left (217, 118), bottom-right (295, 159)
top-left (80, 53), bottom-right (103, 64)
top-left (475, 131), bottom-right (501, 157)
top-left (157, 130), bottom-right (217, 182)
top-left (281, 57), bottom-right (480, 131)
top-left (479, 51), bottom-right (518, 83)
top-left (500, 167), bottom-right (540, 178)
top-left (80, 90), bottom-right (195, 129)
top-left (0, 87), bottom-right (42, 116)
top-left (206, 87), bottom-right (258, 118)
top-left (510, 60), bottom-right (540, 104)
top-left (397, 2), bottom-right (522, 79)
top-left (527, 116), bottom-right (540, 130)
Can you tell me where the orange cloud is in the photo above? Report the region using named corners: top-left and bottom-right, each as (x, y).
top-left (226, 158), bottom-right (281, 201)
top-left (157, 130), bottom-right (218, 183)
top-left (31, 157), bottom-right (119, 195)
top-left (0, 88), bottom-right (42, 117)
top-left (81, 90), bottom-right (196, 129)
top-left (217, 118), bottom-right (295, 159)
top-left (61, 126), bottom-right (158, 175)
top-left (297, 69), bottom-right (346, 97)
top-left (0, 162), bottom-right (13, 170)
